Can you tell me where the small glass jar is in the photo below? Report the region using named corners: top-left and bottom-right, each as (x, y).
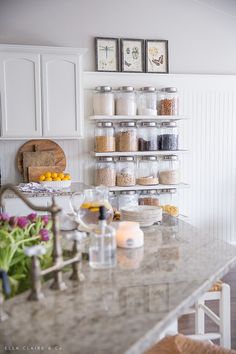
top-left (93, 86), bottom-right (115, 116)
top-left (158, 87), bottom-right (179, 115)
top-left (116, 156), bottom-right (136, 186)
top-left (138, 87), bottom-right (157, 116)
top-left (116, 122), bottom-right (138, 152)
top-left (138, 121), bottom-right (159, 151)
top-left (115, 86), bottom-right (137, 116)
top-left (138, 190), bottom-right (160, 206)
top-left (118, 190), bottom-right (139, 210)
top-left (136, 156), bottom-right (159, 185)
top-left (109, 191), bottom-right (118, 211)
top-left (95, 122), bottom-right (115, 152)
top-left (95, 157), bottom-right (116, 187)
top-left (161, 122), bottom-right (179, 151)
top-left (159, 188), bottom-right (179, 217)
top-left (159, 155), bottom-right (180, 185)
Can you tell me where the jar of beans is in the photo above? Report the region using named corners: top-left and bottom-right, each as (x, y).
top-left (95, 157), bottom-right (116, 187)
top-left (116, 86), bottom-right (137, 116)
top-left (136, 156), bottom-right (159, 185)
top-left (160, 122), bottom-right (179, 151)
top-left (138, 121), bottom-right (159, 151)
top-left (158, 87), bottom-right (179, 115)
top-left (159, 188), bottom-right (179, 217)
top-left (138, 87), bottom-right (157, 116)
top-left (118, 190), bottom-right (139, 210)
top-left (93, 86), bottom-right (115, 116)
top-left (159, 155), bottom-right (180, 185)
top-left (116, 122), bottom-right (138, 152)
top-left (138, 190), bottom-right (160, 206)
top-left (116, 156), bottom-right (136, 186)
top-left (95, 122), bottom-right (115, 152)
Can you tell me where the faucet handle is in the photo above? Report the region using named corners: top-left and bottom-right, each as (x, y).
top-left (66, 231), bottom-right (87, 243)
top-left (24, 245), bottom-right (46, 257)
top-left (0, 270), bottom-right (11, 296)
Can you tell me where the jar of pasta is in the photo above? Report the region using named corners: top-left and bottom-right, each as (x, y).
top-left (159, 188), bottom-right (179, 217)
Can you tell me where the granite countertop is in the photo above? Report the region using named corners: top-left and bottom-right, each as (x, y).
top-left (1, 216), bottom-right (236, 354)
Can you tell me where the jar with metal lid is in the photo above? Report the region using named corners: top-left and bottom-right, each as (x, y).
top-left (93, 86), bottom-right (115, 116)
top-left (138, 190), bottom-right (160, 206)
top-left (116, 121), bottom-right (138, 152)
top-left (115, 86), bottom-right (137, 116)
top-left (95, 157), bottom-right (116, 187)
top-left (159, 155), bottom-right (180, 185)
top-left (118, 190), bottom-right (139, 210)
top-left (136, 156), bottom-right (159, 185)
top-left (116, 156), bottom-right (136, 186)
top-left (95, 122), bottom-right (115, 152)
top-left (158, 87), bottom-right (179, 115)
top-left (161, 122), bottom-right (179, 151)
top-left (138, 87), bottom-right (157, 116)
top-left (138, 121), bottom-right (159, 151)
top-left (159, 188), bottom-right (179, 217)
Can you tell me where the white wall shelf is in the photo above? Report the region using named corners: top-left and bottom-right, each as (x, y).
top-left (92, 150), bottom-right (188, 157)
top-left (90, 115), bottom-right (189, 122)
top-left (109, 183), bottom-right (189, 192)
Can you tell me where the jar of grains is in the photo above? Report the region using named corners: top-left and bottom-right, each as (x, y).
top-left (159, 155), bottom-right (180, 185)
top-left (138, 190), bottom-right (160, 206)
top-left (158, 87), bottom-right (179, 115)
top-left (136, 156), bottom-right (159, 185)
top-left (116, 122), bottom-right (138, 152)
top-left (161, 122), bottom-right (179, 151)
top-left (138, 87), bottom-right (157, 116)
top-left (138, 121), bottom-right (159, 151)
top-left (118, 190), bottom-right (139, 210)
top-left (116, 156), bottom-right (136, 186)
top-left (159, 188), bottom-right (179, 217)
top-left (95, 122), bottom-right (115, 152)
top-left (115, 86), bottom-right (137, 116)
top-left (95, 157), bottom-right (116, 187)
top-left (93, 86), bottom-right (115, 116)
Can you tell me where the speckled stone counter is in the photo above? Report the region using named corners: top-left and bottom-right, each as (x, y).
top-left (1, 216), bottom-right (236, 354)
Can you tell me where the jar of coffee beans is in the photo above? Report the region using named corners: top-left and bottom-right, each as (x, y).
top-left (159, 155), bottom-right (180, 185)
top-left (95, 157), bottom-right (116, 187)
top-left (160, 122), bottom-right (179, 151)
top-left (138, 121), bottom-right (159, 151)
top-left (158, 87), bottom-right (179, 115)
top-left (116, 156), bottom-right (136, 186)
top-left (138, 190), bottom-right (160, 206)
top-left (116, 122), bottom-right (138, 152)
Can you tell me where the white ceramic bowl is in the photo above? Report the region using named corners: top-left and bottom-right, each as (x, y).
top-left (40, 180), bottom-right (71, 190)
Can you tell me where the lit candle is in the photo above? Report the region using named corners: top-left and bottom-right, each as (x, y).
top-left (116, 221), bottom-right (144, 248)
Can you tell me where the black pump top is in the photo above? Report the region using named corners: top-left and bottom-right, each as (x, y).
top-left (99, 206), bottom-right (106, 221)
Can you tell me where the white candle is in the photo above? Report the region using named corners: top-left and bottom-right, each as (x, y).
top-left (116, 221), bottom-right (144, 248)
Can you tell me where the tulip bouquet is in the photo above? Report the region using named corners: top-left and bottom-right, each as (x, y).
top-left (0, 212), bottom-right (53, 295)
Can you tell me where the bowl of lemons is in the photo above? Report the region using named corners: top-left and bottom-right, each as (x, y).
top-left (38, 171), bottom-right (72, 189)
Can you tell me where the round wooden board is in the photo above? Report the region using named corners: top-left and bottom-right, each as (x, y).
top-left (16, 139), bottom-right (66, 175)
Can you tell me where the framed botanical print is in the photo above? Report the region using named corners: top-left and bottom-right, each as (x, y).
top-left (95, 37), bottom-right (119, 72)
top-left (120, 38), bottom-right (144, 73)
top-left (145, 40), bottom-right (169, 73)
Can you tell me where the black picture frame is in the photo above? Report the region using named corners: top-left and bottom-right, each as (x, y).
top-left (145, 40), bottom-right (169, 74)
top-left (120, 38), bottom-right (145, 73)
top-left (95, 37), bottom-right (119, 72)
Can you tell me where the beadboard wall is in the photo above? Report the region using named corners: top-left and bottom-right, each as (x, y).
top-left (1, 72), bottom-right (236, 243)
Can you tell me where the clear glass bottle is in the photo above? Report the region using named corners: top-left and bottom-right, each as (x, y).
top-left (159, 155), bottom-right (180, 185)
top-left (95, 122), bottom-right (115, 152)
top-left (136, 156), bottom-right (159, 185)
top-left (118, 190), bottom-right (139, 210)
top-left (138, 87), bottom-right (157, 116)
top-left (89, 206), bottom-right (116, 269)
top-left (138, 189), bottom-right (160, 206)
top-left (93, 86), bottom-right (114, 116)
top-left (161, 122), bottom-right (179, 151)
top-left (109, 191), bottom-right (118, 211)
top-left (115, 86), bottom-right (137, 116)
top-left (116, 156), bottom-right (136, 186)
top-left (159, 188), bottom-right (179, 217)
top-left (116, 121), bottom-right (138, 152)
top-left (138, 121), bottom-right (159, 151)
top-left (158, 87), bottom-right (179, 115)
top-left (95, 157), bottom-right (116, 187)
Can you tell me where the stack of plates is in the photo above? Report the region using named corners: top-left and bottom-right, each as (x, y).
top-left (120, 205), bottom-right (162, 227)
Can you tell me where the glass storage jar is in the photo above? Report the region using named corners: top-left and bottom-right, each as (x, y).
top-left (138, 87), bottom-right (157, 116)
top-left (116, 121), bottom-right (138, 152)
top-left (109, 191), bottom-right (118, 211)
top-left (161, 122), bottom-right (179, 151)
top-left (138, 190), bottom-right (160, 206)
top-left (95, 122), bottom-right (115, 152)
top-left (159, 188), bottom-right (179, 217)
top-left (115, 86), bottom-right (137, 116)
top-left (158, 87), bottom-right (179, 115)
top-left (159, 155), bottom-right (180, 185)
top-left (118, 190), bottom-right (139, 210)
top-left (93, 86), bottom-right (115, 116)
top-left (138, 121), bottom-right (159, 151)
top-left (95, 157), bottom-right (116, 187)
top-left (136, 156), bottom-right (159, 185)
top-left (116, 156), bottom-right (136, 186)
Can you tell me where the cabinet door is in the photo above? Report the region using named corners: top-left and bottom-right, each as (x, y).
top-left (0, 52), bottom-right (42, 137)
top-left (3, 197), bottom-right (51, 216)
top-left (42, 54), bottom-right (83, 138)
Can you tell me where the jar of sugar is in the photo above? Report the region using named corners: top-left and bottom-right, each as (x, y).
top-left (115, 86), bottom-right (137, 116)
top-left (93, 86), bottom-right (115, 116)
top-left (138, 86), bottom-right (157, 116)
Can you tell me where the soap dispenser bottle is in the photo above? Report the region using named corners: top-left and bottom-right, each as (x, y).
top-left (89, 206), bottom-right (116, 269)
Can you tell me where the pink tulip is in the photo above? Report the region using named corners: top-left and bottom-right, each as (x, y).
top-left (39, 229), bottom-right (50, 242)
top-left (17, 217), bottom-right (29, 229)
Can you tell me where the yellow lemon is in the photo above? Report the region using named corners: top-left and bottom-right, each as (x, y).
top-left (51, 172), bottom-right (58, 179)
top-left (39, 175), bottom-right (45, 181)
top-left (56, 177), bottom-right (61, 181)
top-left (45, 177), bottom-right (52, 181)
top-left (58, 173), bottom-right (64, 179)
top-left (45, 172), bottom-right (51, 178)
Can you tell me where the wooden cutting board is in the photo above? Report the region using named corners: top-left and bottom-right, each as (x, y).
top-left (28, 166), bottom-right (64, 182)
top-left (22, 150), bottom-right (55, 182)
top-left (17, 139), bottom-right (66, 179)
